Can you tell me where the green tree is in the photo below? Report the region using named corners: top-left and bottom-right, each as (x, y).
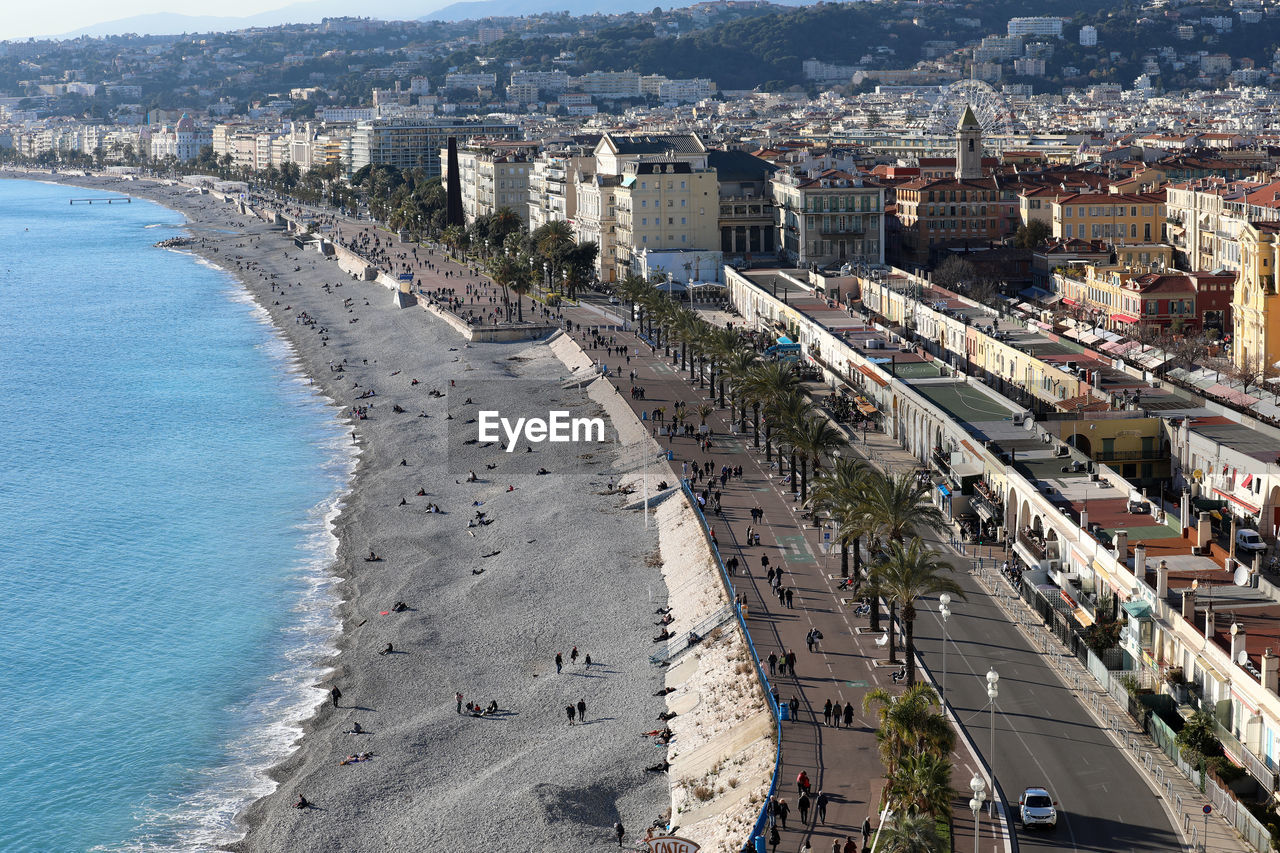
top-left (870, 538), bottom-right (965, 679)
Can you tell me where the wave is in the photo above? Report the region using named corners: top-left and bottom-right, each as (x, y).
top-left (93, 272), bottom-right (358, 853)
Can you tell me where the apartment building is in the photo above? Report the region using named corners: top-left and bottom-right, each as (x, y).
top-left (1051, 191), bottom-right (1166, 245)
top-left (527, 150), bottom-right (592, 229)
top-left (771, 169), bottom-right (884, 267)
top-left (347, 118), bottom-right (518, 177)
top-left (440, 141), bottom-right (537, 224)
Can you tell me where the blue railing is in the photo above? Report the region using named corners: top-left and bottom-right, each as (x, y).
top-left (680, 479), bottom-right (781, 853)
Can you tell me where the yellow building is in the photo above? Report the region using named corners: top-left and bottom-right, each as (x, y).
top-left (1234, 222), bottom-right (1280, 371)
top-left (1051, 191), bottom-right (1166, 244)
top-left (613, 160), bottom-right (720, 272)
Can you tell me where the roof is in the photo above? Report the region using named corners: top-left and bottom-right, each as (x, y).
top-left (706, 149), bottom-right (778, 183)
top-left (958, 104), bottom-right (980, 130)
top-left (604, 133), bottom-right (706, 156)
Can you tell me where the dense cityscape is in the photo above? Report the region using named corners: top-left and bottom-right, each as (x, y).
top-left (9, 1), bottom-right (1280, 852)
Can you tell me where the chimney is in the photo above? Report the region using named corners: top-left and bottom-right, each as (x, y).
top-left (1157, 559), bottom-right (1169, 600)
top-left (1181, 490), bottom-right (1191, 537)
top-left (1182, 586), bottom-right (1197, 620)
top-left (1263, 648), bottom-right (1278, 694)
top-left (1134, 542), bottom-right (1147, 578)
top-left (1231, 622), bottom-right (1248, 665)
top-left (1206, 606), bottom-right (1216, 642)
top-left (1197, 511), bottom-right (1212, 549)
top-left (1115, 529), bottom-right (1129, 562)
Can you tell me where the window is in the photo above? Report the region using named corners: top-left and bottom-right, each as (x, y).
top-left (681, 217), bottom-right (686, 224)
top-left (641, 217), bottom-right (647, 226)
top-left (1066, 223), bottom-right (1074, 238)
top-left (641, 200), bottom-right (647, 208)
top-left (681, 235), bottom-right (686, 243)
top-left (642, 236), bottom-right (647, 243)
top-left (1146, 301), bottom-right (1156, 315)
top-left (968, 138), bottom-right (975, 152)
top-left (680, 180), bottom-right (686, 189)
top-left (668, 217), bottom-right (673, 225)
top-left (641, 181), bottom-right (646, 189)
top-left (680, 199), bottom-right (686, 208)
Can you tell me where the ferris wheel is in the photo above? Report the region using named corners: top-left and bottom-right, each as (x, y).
top-left (927, 80), bottom-right (1020, 136)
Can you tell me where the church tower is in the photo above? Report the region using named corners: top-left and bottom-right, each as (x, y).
top-left (955, 104), bottom-right (983, 180)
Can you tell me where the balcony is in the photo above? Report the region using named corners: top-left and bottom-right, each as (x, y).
top-left (931, 446), bottom-right (951, 473)
top-left (1095, 448), bottom-right (1164, 462)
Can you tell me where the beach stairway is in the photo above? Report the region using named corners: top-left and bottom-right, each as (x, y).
top-left (650, 603), bottom-right (736, 666)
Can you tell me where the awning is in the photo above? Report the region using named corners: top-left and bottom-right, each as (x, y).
top-left (1122, 600), bottom-right (1153, 619)
top-left (1110, 312), bottom-right (1139, 324)
top-left (1062, 297), bottom-right (1078, 306)
top-left (975, 501), bottom-right (996, 521)
top-left (1213, 488), bottom-right (1260, 514)
top-left (857, 402), bottom-right (877, 416)
top-left (856, 363), bottom-right (888, 388)
top-left (937, 483), bottom-right (951, 498)
top-left (1243, 474), bottom-right (1254, 488)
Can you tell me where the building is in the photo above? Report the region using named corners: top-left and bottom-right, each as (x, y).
top-left (440, 142), bottom-right (536, 224)
top-left (148, 114), bottom-right (206, 161)
top-left (527, 149), bottom-right (592, 229)
top-left (1007, 16), bottom-right (1063, 38)
top-left (891, 107), bottom-right (1005, 265)
top-left (348, 118), bottom-right (518, 177)
top-left (1234, 222), bottom-right (1280, 372)
top-left (772, 169), bottom-right (884, 267)
top-left (1050, 191), bottom-right (1166, 245)
top-left (1079, 25), bottom-right (1098, 47)
top-left (710, 149), bottom-right (778, 260)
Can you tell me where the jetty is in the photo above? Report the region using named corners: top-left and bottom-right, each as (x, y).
top-left (69, 197), bottom-right (130, 204)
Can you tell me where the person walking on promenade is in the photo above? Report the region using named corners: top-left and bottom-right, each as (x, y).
top-left (566, 704), bottom-right (576, 725)
top-left (786, 649), bottom-right (798, 675)
top-left (577, 698), bottom-right (587, 723)
top-left (785, 588), bottom-right (794, 608)
top-left (806, 630), bottom-right (815, 653)
top-left (816, 790), bottom-right (829, 824)
top-left (614, 821), bottom-right (625, 847)
top-left (570, 646), bottom-right (579, 664)
top-left (456, 692), bottom-right (463, 714)
top-left (843, 837), bottom-right (858, 853)
top-left (777, 797), bottom-right (790, 830)
top-left (830, 839), bottom-right (841, 853)
top-left (823, 699), bottom-right (832, 726)
top-left (844, 702), bottom-right (855, 728)
top-left (799, 791), bottom-right (811, 824)
top-left (768, 652), bottom-right (778, 676)
top-left (769, 824), bottom-right (780, 852)
top-left (789, 696), bottom-right (799, 721)
top-left (862, 816), bottom-right (873, 847)
top-left (556, 652), bottom-right (563, 674)
top-left (797, 769), bottom-right (811, 794)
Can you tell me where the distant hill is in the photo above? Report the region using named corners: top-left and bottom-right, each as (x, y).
top-left (424, 0), bottom-right (814, 23)
top-left (58, 0), bottom-right (447, 37)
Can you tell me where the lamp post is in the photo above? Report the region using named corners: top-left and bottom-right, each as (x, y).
top-left (969, 774), bottom-right (987, 853)
top-left (939, 593), bottom-right (952, 701)
top-left (987, 668), bottom-right (1000, 778)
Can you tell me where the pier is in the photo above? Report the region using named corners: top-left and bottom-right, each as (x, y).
top-left (68, 197), bottom-right (130, 205)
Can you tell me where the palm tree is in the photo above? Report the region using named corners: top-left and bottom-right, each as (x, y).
top-left (744, 361), bottom-right (801, 452)
top-left (886, 750), bottom-right (953, 822)
top-left (875, 812), bottom-right (944, 853)
top-left (784, 415), bottom-right (847, 504)
top-left (696, 402), bottom-right (714, 427)
top-left (723, 347), bottom-right (760, 425)
top-left (704, 327), bottom-right (741, 407)
top-left (767, 391), bottom-right (813, 491)
top-left (859, 471), bottom-right (949, 632)
top-left (862, 683), bottom-right (954, 778)
top-left (871, 539), bottom-right (965, 682)
top-left (809, 456), bottom-right (870, 580)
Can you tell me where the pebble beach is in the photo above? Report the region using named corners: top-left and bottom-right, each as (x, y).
top-left (15, 173), bottom-right (679, 851)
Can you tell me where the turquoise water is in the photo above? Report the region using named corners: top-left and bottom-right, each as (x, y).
top-left (0, 180), bottom-right (354, 852)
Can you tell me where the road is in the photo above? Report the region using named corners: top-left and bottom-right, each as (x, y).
top-left (912, 556), bottom-right (1183, 852)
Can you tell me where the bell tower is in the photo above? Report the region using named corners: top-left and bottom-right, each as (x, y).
top-left (956, 104), bottom-right (983, 180)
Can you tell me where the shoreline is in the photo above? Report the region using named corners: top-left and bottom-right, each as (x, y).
top-left (12, 171), bottom-right (674, 851)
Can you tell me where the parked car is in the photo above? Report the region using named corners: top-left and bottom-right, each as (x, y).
top-left (1237, 529), bottom-right (1268, 553)
top-left (1019, 787), bottom-right (1058, 829)
top-left (608, 295), bottom-right (620, 305)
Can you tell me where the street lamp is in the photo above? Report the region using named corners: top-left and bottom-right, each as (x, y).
top-left (939, 593), bottom-right (952, 700)
top-left (987, 668), bottom-right (1000, 778)
top-left (969, 774), bottom-right (987, 853)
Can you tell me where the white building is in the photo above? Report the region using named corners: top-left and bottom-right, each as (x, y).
top-left (1079, 25), bottom-right (1098, 47)
top-left (1007, 16), bottom-right (1064, 38)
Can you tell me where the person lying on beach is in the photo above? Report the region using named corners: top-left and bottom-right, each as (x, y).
top-left (467, 471), bottom-right (478, 482)
top-left (653, 687), bottom-right (675, 696)
top-left (537, 468), bottom-right (550, 475)
top-left (365, 551), bottom-right (380, 562)
top-left (379, 643), bottom-right (393, 655)
top-left (391, 602), bottom-right (408, 612)
top-left (658, 711), bottom-right (678, 721)
top-left (485, 700), bottom-right (499, 715)
top-left (645, 761), bottom-right (671, 773)
top-left (346, 721), bottom-right (364, 734)
top-left (416, 488), bottom-right (427, 496)
top-left (655, 614), bottom-right (674, 626)
top-left (653, 629), bottom-right (672, 642)
top-left (294, 794), bottom-right (311, 809)
top-left (339, 752), bottom-right (373, 765)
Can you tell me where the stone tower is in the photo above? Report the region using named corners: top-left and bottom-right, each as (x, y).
top-left (955, 104), bottom-right (983, 180)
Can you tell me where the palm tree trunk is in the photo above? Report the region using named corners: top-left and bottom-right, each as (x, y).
top-left (852, 535), bottom-right (863, 591)
top-left (764, 424), bottom-right (772, 462)
top-left (752, 403), bottom-right (760, 448)
top-left (869, 579), bottom-right (881, 631)
top-left (800, 457), bottom-right (809, 503)
top-left (905, 613), bottom-right (916, 686)
top-left (887, 601), bottom-right (898, 664)
top-left (719, 377), bottom-right (726, 408)
top-left (840, 537), bottom-right (849, 578)
top-left (789, 451), bottom-right (798, 494)
top-left (517, 296), bottom-right (523, 322)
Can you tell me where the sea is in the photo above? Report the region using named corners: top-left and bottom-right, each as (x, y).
top-left (0, 178), bottom-right (356, 852)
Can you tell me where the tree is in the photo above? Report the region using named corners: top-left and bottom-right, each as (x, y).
top-left (885, 750), bottom-right (953, 823)
top-left (783, 414), bottom-right (847, 504)
top-left (858, 470), bottom-right (948, 633)
top-left (870, 538), bottom-right (965, 681)
top-left (932, 255), bottom-right (977, 291)
top-left (862, 683), bottom-right (954, 779)
top-left (1013, 219), bottom-right (1051, 249)
top-left (744, 361), bottom-right (802, 454)
top-left (809, 456), bottom-right (871, 581)
top-left (875, 812), bottom-right (945, 853)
